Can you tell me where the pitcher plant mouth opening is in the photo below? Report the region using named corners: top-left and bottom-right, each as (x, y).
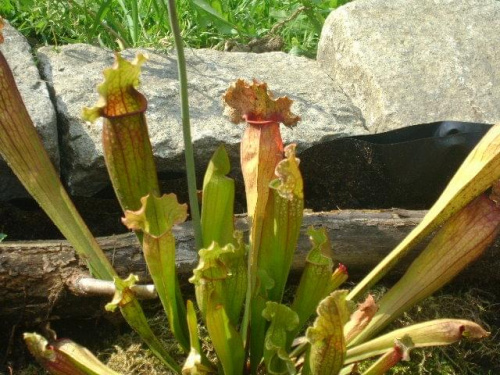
top-left (223, 79), bottom-right (301, 127)
top-left (243, 113), bottom-right (287, 125)
top-left (83, 52), bottom-right (149, 122)
top-left (100, 92), bottom-right (148, 119)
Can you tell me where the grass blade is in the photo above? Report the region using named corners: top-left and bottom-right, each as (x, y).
top-left (129, 0), bottom-right (140, 45)
top-left (91, 0), bottom-right (114, 36)
top-left (191, 0), bottom-right (237, 34)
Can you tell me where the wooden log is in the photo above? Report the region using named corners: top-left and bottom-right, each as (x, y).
top-left (1, 209), bottom-right (498, 324)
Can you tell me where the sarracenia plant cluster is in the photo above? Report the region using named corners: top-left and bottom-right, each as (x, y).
top-left (1, 15), bottom-right (499, 374)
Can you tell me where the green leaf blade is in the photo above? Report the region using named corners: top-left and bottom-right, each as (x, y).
top-left (201, 145), bottom-right (235, 248)
top-left (262, 302), bottom-right (299, 375)
top-left (306, 290), bottom-right (350, 375)
top-left (189, 233), bottom-right (247, 326)
top-left (123, 194), bottom-right (190, 351)
top-left (205, 292), bottom-right (245, 375)
top-left (105, 275), bottom-right (181, 374)
top-left (350, 193), bottom-right (500, 346)
top-left (0, 49), bottom-right (114, 280)
top-left (24, 332), bottom-right (122, 375)
top-left (258, 144), bottom-right (304, 303)
top-left (290, 227), bottom-right (348, 345)
top-left (349, 124), bottom-right (500, 300)
top-left (83, 52), bottom-right (160, 213)
top-left (346, 319), bottom-right (489, 365)
top-left (191, 0), bottom-right (236, 34)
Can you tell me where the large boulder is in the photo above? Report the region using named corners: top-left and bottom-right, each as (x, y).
top-left (0, 21), bottom-right (58, 200)
top-left (318, 0), bottom-right (500, 133)
top-left (37, 45), bottom-right (366, 197)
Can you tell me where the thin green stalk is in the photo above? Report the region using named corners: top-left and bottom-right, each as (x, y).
top-left (68, 0), bottom-right (130, 48)
top-left (298, 1), bottom-right (323, 34)
top-left (165, 0), bottom-right (203, 250)
top-left (130, 0), bottom-right (140, 44)
top-left (289, 341), bottom-right (308, 359)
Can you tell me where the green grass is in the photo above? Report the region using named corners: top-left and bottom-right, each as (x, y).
top-left (0, 0), bottom-right (350, 57)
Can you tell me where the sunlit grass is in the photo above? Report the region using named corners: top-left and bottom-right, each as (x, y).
top-left (0, 0), bottom-right (350, 56)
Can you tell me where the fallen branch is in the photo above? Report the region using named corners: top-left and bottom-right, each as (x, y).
top-left (1, 209), bottom-right (498, 323)
top-left (71, 277), bottom-right (157, 300)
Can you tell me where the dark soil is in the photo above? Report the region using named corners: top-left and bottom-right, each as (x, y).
top-left (1, 122), bottom-right (491, 241)
top-left (0, 171), bottom-right (247, 240)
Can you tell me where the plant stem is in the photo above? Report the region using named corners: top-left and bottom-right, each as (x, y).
top-left (289, 341), bottom-right (308, 359)
top-left (297, 1), bottom-right (323, 35)
top-left (165, 0), bottom-right (203, 250)
top-left (67, 0), bottom-right (131, 48)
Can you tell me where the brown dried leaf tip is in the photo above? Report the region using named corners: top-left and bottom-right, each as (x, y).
top-left (344, 294), bottom-right (378, 343)
top-left (223, 79), bottom-right (300, 127)
top-left (0, 17), bottom-right (4, 44)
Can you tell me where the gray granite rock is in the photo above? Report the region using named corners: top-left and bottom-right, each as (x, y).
top-left (0, 21), bottom-right (58, 200)
top-left (37, 44), bottom-right (366, 197)
top-left (318, 0), bottom-right (500, 133)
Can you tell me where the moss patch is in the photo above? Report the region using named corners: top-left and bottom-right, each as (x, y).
top-left (12, 286), bottom-right (499, 374)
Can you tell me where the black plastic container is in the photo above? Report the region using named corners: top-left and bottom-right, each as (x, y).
top-left (301, 121), bottom-right (492, 210)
